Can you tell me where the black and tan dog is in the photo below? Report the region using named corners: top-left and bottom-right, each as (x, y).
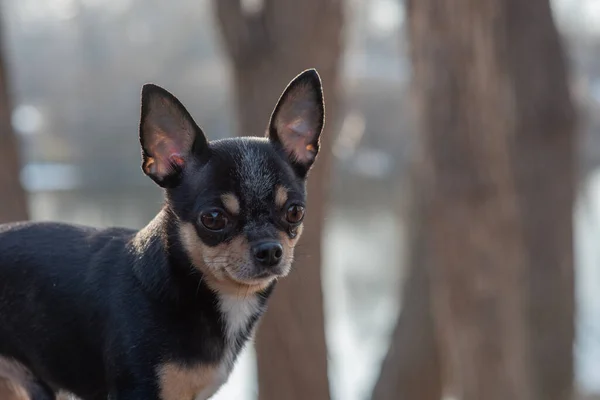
top-left (0, 69), bottom-right (325, 400)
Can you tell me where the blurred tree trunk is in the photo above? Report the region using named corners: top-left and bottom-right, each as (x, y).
top-left (408, 1), bottom-right (576, 400)
top-left (370, 169), bottom-right (442, 400)
top-left (214, 1), bottom-right (343, 399)
top-left (0, 13), bottom-right (29, 400)
top-left (0, 26), bottom-right (28, 224)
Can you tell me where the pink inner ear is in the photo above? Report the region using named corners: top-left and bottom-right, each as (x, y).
top-left (169, 154), bottom-right (185, 168)
top-left (144, 133), bottom-right (187, 178)
top-left (280, 118), bottom-right (318, 163)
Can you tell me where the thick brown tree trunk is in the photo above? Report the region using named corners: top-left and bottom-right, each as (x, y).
top-left (0, 27), bottom-right (28, 224)
top-left (408, 1), bottom-right (576, 400)
top-left (0, 15), bottom-right (29, 400)
top-left (370, 170), bottom-right (442, 400)
top-left (214, 2), bottom-right (343, 399)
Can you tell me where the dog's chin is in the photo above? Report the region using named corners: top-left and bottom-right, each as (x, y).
top-left (224, 265), bottom-right (290, 287)
top-left (222, 270), bottom-right (275, 288)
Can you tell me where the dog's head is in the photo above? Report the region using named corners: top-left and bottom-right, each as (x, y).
top-left (139, 69), bottom-right (324, 294)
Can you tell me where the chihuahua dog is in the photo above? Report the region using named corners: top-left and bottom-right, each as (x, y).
top-left (0, 69), bottom-right (324, 400)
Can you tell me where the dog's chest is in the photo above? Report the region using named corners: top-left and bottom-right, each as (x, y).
top-left (158, 294), bottom-right (263, 400)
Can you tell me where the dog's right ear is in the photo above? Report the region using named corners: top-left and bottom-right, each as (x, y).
top-left (139, 84), bottom-right (208, 187)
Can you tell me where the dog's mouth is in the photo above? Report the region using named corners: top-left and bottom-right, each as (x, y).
top-left (222, 267), bottom-right (281, 286)
top-left (222, 257), bottom-right (296, 285)
top-left (209, 268), bottom-right (277, 294)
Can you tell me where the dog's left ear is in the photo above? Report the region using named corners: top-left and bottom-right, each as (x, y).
top-left (139, 84), bottom-right (208, 188)
top-left (267, 69), bottom-right (324, 177)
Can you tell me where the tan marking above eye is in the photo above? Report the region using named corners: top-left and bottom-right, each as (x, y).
top-left (275, 185), bottom-right (289, 208)
top-left (221, 193), bottom-right (240, 215)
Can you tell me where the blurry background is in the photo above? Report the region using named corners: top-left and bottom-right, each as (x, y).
top-left (0, 0), bottom-right (598, 399)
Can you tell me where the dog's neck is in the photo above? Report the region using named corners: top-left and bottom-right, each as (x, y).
top-left (131, 207), bottom-right (274, 370)
top-left (130, 208), bottom-right (188, 301)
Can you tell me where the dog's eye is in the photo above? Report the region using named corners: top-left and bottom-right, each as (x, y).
top-left (200, 210), bottom-right (228, 231)
top-left (285, 205), bottom-right (305, 224)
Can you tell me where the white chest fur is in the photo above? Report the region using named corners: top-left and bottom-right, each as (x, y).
top-left (158, 293), bottom-right (262, 400)
top-left (217, 292), bottom-right (262, 370)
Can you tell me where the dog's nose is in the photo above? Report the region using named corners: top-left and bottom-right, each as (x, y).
top-left (252, 241), bottom-right (283, 267)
